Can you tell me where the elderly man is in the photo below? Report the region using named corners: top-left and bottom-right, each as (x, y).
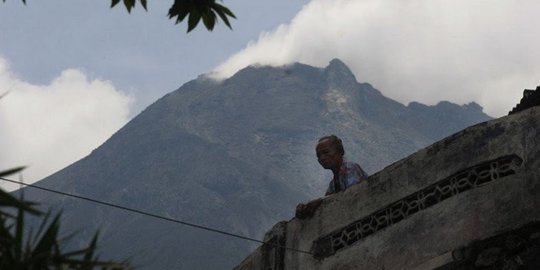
top-left (295, 135), bottom-right (368, 219)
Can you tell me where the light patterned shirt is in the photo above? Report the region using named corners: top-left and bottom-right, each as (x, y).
top-left (325, 161), bottom-right (368, 195)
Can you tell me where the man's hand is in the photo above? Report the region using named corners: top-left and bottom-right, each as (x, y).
top-left (295, 198), bottom-right (323, 219)
top-left (295, 203), bottom-right (307, 219)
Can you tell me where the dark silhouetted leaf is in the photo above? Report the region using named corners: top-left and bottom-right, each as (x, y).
top-left (0, 166), bottom-right (26, 177)
top-left (212, 2), bottom-right (235, 29)
top-left (140, 0), bottom-right (147, 11)
top-left (187, 9), bottom-right (202, 33)
top-left (0, 190), bottom-right (40, 216)
top-left (0, 169), bottom-right (130, 269)
top-left (123, 0), bottom-right (135, 13)
top-left (111, 0), bottom-right (121, 8)
top-left (168, 2), bottom-right (190, 24)
top-left (201, 9), bottom-right (216, 31)
top-left (8, 0), bottom-right (235, 32)
top-left (167, 0), bottom-right (235, 31)
top-left (32, 213), bottom-right (61, 257)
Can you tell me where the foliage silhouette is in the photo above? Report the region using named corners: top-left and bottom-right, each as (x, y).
top-left (0, 168), bottom-right (130, 269)
top-left (2, 0), bottom-right (236, 33)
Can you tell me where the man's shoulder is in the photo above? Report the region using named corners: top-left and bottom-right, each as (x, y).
top-left (343, 161), bottom-right (362, 169)
top-left (342, 161), bottom-right (368, 177)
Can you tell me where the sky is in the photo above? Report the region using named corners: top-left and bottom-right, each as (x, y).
top-left (1, 0), bottom-right (539, 189)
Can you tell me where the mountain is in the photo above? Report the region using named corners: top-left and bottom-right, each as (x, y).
top-left (20, 59), bottom-right (491, 269)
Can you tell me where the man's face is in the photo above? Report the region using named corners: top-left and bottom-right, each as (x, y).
top-left (316, 139), bottom-right (343, 171)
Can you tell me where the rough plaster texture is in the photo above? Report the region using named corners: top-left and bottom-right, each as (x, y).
top-left (235, 106), bottom-right (540, 270)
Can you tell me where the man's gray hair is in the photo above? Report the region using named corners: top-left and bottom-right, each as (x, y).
top-left (318, 135), bottom-right (345, 156)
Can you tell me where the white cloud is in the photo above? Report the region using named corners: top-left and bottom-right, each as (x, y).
top-left (0, 56), bottom-right (133, 190)
top-left (213, 0), bottom-right (540, 117)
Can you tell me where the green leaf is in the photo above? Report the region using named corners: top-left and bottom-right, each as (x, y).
top-left (0, 184), bottom-right (130, 268)
top-left (140, 0), bottom-right (147, 11)
top-left (168, 2), bottom-right (191, 24)
top-left (213, 3), bottom-right (235, 29)
top-left (0, 166), bottom-right (26, 177)
top-left (215, 2), bottom-right (236, 18)
top-left (14, 202), bottom-right (24, 261)
top-left (123, 0), bottom-right (135, 13)
top-left (33, 210), bottom-right (52, 244)
top-left (187, 9), bottom-right (201, 33)
top-left (0, 189), bottom-right (41, 216)
top-left (110, 0), bottom-right (121, 8)
top-left (201, 10), bottom-right (216, 31)
top-left (167, 0), bottom-right (235, 31)
top-left (32, 213), bottom-right (61, 258)
top-left (83, 232), bottom-right (99, 262)
top-left (6, 0), bottom-right (234, 32)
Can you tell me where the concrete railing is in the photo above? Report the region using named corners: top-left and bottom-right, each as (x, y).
top-left (235, 106), bottom-right (540, 270)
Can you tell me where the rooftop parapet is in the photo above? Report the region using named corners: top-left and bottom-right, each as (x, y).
top-left (508, 86), bottom-right (540, 115)
top-left (235, 106), bottom-right (540, 270)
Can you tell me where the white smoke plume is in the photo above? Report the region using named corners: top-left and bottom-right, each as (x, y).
top-left (213, 0), bottom-right (540, 117)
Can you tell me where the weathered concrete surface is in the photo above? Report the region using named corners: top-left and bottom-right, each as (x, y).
top-left (234, 106), bottom-right (540, 270)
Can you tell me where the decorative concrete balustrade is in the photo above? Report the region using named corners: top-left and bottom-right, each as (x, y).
top-left (235, 106), bottom-right (540, 270)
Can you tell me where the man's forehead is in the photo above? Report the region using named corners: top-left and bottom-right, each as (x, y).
top-left (316, 139), bottom-right (333, 149)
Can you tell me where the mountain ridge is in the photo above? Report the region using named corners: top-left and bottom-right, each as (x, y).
top-left (20, 59), bottom-right (491, 269)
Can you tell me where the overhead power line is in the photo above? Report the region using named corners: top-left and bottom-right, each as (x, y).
top-left (0, 177), bottom-right (312, 255)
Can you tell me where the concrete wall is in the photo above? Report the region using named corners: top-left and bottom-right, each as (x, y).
top-left (235, 107), bottom-right (540, 270)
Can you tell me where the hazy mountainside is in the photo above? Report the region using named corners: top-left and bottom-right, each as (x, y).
top-left (20, 59), bottom-right (491, 269)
